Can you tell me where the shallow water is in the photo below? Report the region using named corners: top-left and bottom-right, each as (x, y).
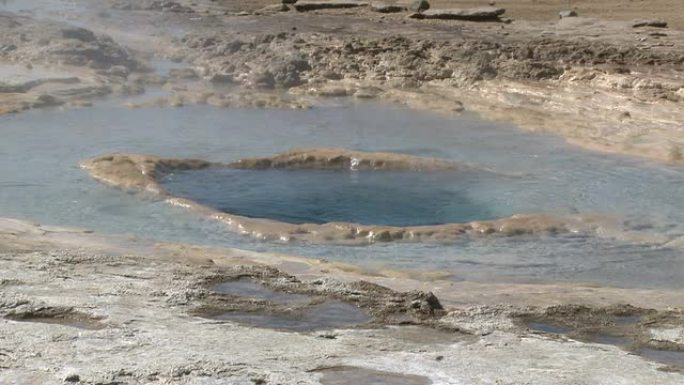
top-left (317, 366), bottom-right (431, 385)
top-left (213, 302), bottom-right (369, 331)
top-left (527, 320), bottom-right (684, 368)
top-left (638, 349), bottom-right (684, 369)
top-left (1, 98), bottom-right (684, 288)
top-left (213, 279), bottom-right (310, 304)
top-left (528, 322), bottom-right (572, 335)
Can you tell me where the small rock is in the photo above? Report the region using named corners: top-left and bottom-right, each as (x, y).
top-left (558, 10), bottom-right (578, 19)
top-left (34, 94), bottom-right (62, 107)
top-left (207, 73), bottom-right (234, 83)
top-left (618, 111), bottom-right (631, 121)
top-left (64, 374), bottom-right (80, 383)
top-left (282, 0), bottom-right (298, 3)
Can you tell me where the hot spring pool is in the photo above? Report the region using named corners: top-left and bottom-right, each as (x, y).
top-left (1, 97), bottom-right (684, 289)
top-left (160, 168), bottom-right (505, 226)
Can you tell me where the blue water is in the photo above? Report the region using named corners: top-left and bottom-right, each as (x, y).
top-left (161, 169), bottom-right (502, 226)
top-left (1, 98), bottom-right (684, 288)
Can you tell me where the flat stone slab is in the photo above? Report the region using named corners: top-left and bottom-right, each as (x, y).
top-left (632, 19), bottom-right (668, 28)
top-left (411, 6), bottom-right (505, 21)
top-left (294, 0), bottom-right (369, 11)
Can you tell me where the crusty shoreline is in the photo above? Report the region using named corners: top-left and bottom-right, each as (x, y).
top-left (1, 216), bottom-right (683, 383)
top-left (81, 151), bottom-right (620, 244)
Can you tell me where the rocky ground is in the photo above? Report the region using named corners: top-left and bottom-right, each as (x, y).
top-left (0, 11), bottom-right (144, 113)
top-left (1, 0), bottom-right (684, 384)
top-left (1, 218), bottom-right (684, 384)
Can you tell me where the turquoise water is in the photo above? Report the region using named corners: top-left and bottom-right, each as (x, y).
top-left (1, 98), bottom-right (684, 288)
top-left (161, 169), bottom-right (502, 226)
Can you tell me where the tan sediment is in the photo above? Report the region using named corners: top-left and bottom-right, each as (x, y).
top-left (228, 148), bottom-right (472, 171)
top-left (122, 87), bottom-right (314, 110)
top-left (80, 153), bottom-right (218, 194)
top-left (81, 151), bottom-right (619, 245)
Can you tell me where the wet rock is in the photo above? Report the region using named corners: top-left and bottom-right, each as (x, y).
top-left (61, 27), bottom-right (96, 42)
top-left (80, 153), bottom-right (216, 193)
top-left (247, 70), bottom-right (276, 89)
top-left (353, 86), bottom-right (382, 99)
top-left (4, 304), bottom-right (104, 330)
top-left (411, 7), bottom-right (505, 21)
top-left (207, 73), bottom-right (234, 84)
top-left (47, 31), bottom-right (140, 70)
top-left (191, 266), bottom-right (447, 329)
top-left (632, 20), bottom-right (668, 28)
top-left (514, 304), bottom-right (684, 369)
top-left (64, 374), bottom-right (80, 383)
top-left (33, 94), bottom-right (63, 108)
top-left (559, 10), bottom-right (578, 19)
top-left (294, 0), bottom-right (369, 12)
top-left (0, 44), bottom-right (17, 53)
top-left (168, 68), bottom-right (198, 80)
top-left (229, 148), bottom-right (468, 171)
top-left (370, 2), bottom-right (406, 13)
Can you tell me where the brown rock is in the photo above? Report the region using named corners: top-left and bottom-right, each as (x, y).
top-left (294, 0), bottom-right (368, 11)
top-left (410, 7), bottom-right (505, 21)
